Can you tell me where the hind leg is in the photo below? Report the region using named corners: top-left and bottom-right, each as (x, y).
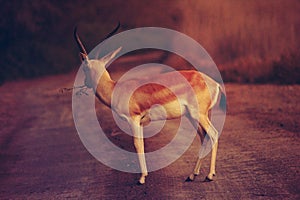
top-left (186, 156), bottom-right (203, 182)
top-left (199, 114), bottom-right (219, 181)
top-left (185, 117), bottom-right (205, 182)
top-left (206, 141), bottom-right (218, 181)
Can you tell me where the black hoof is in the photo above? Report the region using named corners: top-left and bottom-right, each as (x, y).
top-left (204, 176), bottom-right (213, 182)
top-left (185, 177), bottom-right (194, 182)
top-left (137, 181), bottom-right (144, 186)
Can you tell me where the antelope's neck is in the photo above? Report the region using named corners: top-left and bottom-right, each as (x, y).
top-left (95, 70), bottom-right (115, 107)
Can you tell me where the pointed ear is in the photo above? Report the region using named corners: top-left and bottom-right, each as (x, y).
top-left (79, 53), bottom-right (88, 61)
top-left (101, 47), bottom-right (122, 65)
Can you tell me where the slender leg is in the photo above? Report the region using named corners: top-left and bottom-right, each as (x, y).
top-left (131, 121), bottom-right (148, 184)
top-left (186, 158), bottom-right (203, 182)
top-left (199, 115), bottom-right (219, 181)
top-left (207, 141), bottom-right (218, 181)
top-left (186, 117), bottom-right (205, 182)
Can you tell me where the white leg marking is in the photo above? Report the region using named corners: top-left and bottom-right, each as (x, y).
top-left (132, 121), bottom-right (148, 184)
top-left (207, 141), bottom-right (218, 180)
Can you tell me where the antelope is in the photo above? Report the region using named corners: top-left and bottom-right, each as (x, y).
top-left (74, 23), bottom-right (225, 185)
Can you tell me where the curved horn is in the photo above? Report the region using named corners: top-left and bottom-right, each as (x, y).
top-left (73, 22), bottom-right (120, 58)
top-left (102, 22), bottom-right (120, 41)
top-left (74, 26), bottom-right (88, 55)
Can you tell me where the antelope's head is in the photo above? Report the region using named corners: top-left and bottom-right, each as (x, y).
top-left (74, 23), bottom-right (121, 89)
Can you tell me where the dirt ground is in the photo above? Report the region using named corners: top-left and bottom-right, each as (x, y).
top-left (0, 70), bottom-right (299, 199)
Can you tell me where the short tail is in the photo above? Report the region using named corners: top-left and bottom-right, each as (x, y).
top-left (219, 86), bottom-right (227, 113)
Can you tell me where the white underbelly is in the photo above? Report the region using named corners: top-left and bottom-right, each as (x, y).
top-left (142, 100), bottom-right (187, 123)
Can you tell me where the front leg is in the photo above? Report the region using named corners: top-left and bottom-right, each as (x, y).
top-left (131, 119), bottom-right (148, 184)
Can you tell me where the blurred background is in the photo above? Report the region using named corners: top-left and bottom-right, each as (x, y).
top-left (1, 0), bottom-right (299, 84)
